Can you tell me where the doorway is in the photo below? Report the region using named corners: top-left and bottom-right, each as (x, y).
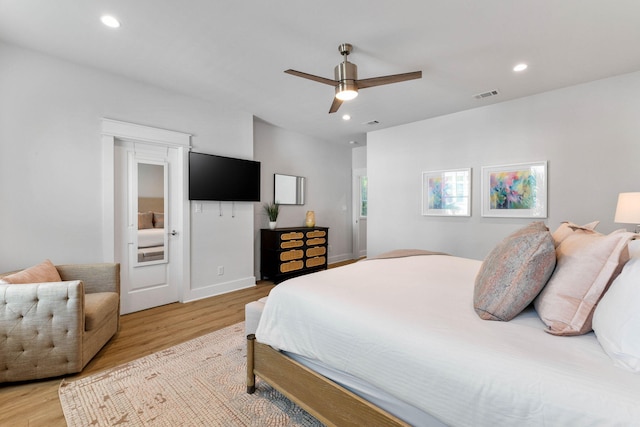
top-left (102, 119), bottom-right (190, 314)
top-left (352, 168), bottom-right (367, 259)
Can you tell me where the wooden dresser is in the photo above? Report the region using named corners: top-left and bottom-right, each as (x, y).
top-left (260, 226), bottom-right (329, 283)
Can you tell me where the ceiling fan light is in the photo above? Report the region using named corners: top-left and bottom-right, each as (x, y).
top-left (101, 15), bottom-right (121, 28)
top-left (336, 81), bottom-right (358, 101)
top-left (336, 90), bottom-right (358, 101)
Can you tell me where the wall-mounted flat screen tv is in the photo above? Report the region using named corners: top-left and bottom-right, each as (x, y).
top-left (189, 151), bottom-right (261, 201)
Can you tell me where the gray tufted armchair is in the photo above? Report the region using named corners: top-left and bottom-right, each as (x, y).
top-left (0, 263), bottom-right (120, 383)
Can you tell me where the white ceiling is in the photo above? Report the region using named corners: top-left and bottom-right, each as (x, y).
top-left (1, 1), bottom-right (639, 145)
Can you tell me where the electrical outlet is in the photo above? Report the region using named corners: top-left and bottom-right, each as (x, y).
top-left (217, 266), bottom-right (224, 276)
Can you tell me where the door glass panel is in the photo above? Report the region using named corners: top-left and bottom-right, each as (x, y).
top-left (136, 162), bottom-right (167, 265)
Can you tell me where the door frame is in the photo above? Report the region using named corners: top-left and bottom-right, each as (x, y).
top-left (101, 118), bottom-right (191, 305)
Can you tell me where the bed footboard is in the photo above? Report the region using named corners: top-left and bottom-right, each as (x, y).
top-left (246, 334), bottom-right (410, 427)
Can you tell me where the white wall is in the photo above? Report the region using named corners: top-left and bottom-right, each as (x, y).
top-left (368, 71), bottom-right (640, 260)
top-left (0, 41), bottom-right (255, 299)
top-left (253, 119), bottom-right (353, 277)
top-left (352, 145), bottom-right (367, 169)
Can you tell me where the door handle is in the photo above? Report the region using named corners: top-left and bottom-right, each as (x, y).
top-left (170, 230), bottom-right (178, 236)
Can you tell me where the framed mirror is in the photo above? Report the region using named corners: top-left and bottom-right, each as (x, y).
top-left (135, 161), bottom-right (168, 265)
top-left (274, 173), bottom-right (305, 205)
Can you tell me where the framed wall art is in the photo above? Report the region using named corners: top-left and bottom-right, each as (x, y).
top-left (422, 168), bottom-right (471, 216)
top-left (481, 161), bottom-right (547, 218)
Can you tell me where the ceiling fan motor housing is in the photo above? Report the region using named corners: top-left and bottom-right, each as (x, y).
top-left (335, 61), bottom-right (358, 99)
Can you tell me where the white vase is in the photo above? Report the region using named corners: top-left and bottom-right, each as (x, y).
top-left (269, 221), bottom-right (277, 230)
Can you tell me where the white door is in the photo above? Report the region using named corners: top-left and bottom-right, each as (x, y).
top-left (115, 141), bottom-right (182, 314)
top-left (352, 168), bottom-right (367, 259)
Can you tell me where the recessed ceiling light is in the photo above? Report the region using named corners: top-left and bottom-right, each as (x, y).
top-left (342, 114), bottom-right (351, 121)
top-left (101, 15), bottom-right (121, 28)
top-left (513, 63), bottom-right (528, 72)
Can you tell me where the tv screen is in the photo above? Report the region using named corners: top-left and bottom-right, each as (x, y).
top-left (189, 152), bottom-right (261, 201)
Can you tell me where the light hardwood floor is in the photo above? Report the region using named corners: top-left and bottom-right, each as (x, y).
top-left (0, 282), bottom-right (275, 427)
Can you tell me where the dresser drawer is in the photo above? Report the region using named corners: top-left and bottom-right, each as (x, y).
top-left (280, 249), bottom-right (304, 262)
top-left (280, 240), bottom-right (304, 249)
top-left (306, 246), bottom-right (326, 257)
top-left (280, 260), bottom-right (304, 273)
top-left (306, 237), bottom-right (326, 246)
top-left (306, 256), bottom-right (326, 268)
top-left (306, 230), bottom-right (326, 238)
top-left (281, 231), bottom-right (304, 240)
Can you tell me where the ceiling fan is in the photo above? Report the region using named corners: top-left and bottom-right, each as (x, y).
top-left (285, 43), bottom-right (422, 114)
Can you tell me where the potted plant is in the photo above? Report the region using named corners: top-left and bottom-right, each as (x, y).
top-left (263, 202), bottom-right (280, 230)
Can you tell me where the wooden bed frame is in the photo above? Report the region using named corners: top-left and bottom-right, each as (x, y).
top-left (246, 334), bottom-right (410, 427)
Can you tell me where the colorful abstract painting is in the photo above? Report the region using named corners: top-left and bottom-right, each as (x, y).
top-left (489, 170), bottom-right (536, 209)
top-left (428, 176), bottom-right (444, 209)
top-left (481, 162), bottom-right (547, 218)
top-left (422, 169), bottom-right (471, 216)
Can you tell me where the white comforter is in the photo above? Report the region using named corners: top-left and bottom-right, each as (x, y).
top-left (138, 228), bottom-right (164, 248)
top-left (255, 255), bottom-right (640, 426)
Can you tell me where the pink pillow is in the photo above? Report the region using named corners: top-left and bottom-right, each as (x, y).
top-left (153, 212), bottom-right (164, 228)
top-left (0, 259), bottom-right (62, 284)
top-left (474, 222), bottom-right (556, 321)
top-left (138, 211), bottom-right (154, 229)
top-left (534, 228), bottom-right (634, 336)
top-left (552, 221), bottom-right (599, 247)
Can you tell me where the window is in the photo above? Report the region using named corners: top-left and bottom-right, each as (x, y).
top-left (360, 176), bottom-right (368, 218)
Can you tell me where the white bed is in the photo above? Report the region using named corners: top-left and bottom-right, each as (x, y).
top-left (254, 253), bottom-right (640, 426)
top-left (138, 228), bottom-right (164, 248)
top-left (137, 228), bottom-right (164, 262)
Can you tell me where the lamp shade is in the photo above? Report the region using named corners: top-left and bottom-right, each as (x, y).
top-left (614, 192), bottom-right (640, 224)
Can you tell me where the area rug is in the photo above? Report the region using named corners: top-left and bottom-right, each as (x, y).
top-left (59, 322), bottom-right (323, 426)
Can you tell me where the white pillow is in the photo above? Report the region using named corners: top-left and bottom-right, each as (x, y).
top-left (593, 240), bottom-right (640, 372)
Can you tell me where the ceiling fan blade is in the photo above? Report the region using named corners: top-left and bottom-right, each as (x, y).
top-left (285, 69), bottom-right (337, 86)
top-left (356, 71), bottom-right (422, 89)
top-left (329, 97), bottom-right (343, 114)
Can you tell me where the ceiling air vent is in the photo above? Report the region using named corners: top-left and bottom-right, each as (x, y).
top-left (473, 89), bottom-right (499, 100)
top-left (363, 120), bottom-right (380, 126)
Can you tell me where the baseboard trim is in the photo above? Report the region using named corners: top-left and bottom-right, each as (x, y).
top-left (183, 276), bottom-right (256, 303)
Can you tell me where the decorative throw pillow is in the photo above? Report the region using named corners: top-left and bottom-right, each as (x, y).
top-left (552, 221), bottom-right (600, 247)
top-left (0, 259), bottom-right (62, 284)
top-left (138, 211), bottom-right (154, 229)
top-left (474, 221), bottom-right (556, 321)
top-left (153, 212), bottom-right (164, 228)
top-left (593, 242), bottom-right (640, 372)
top-left (534, 229), bottom-right (634, 336)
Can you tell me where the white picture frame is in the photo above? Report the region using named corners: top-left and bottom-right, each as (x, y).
top-left (421, 168), bottom-right (471, 216)
top-left (481, 161), bottom-right (547, 218)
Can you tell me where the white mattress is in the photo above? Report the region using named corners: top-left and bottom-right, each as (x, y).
top-left (138, 228), bottom-right (164, 248)
top-left (255, 255), bottom-right (640, 426)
